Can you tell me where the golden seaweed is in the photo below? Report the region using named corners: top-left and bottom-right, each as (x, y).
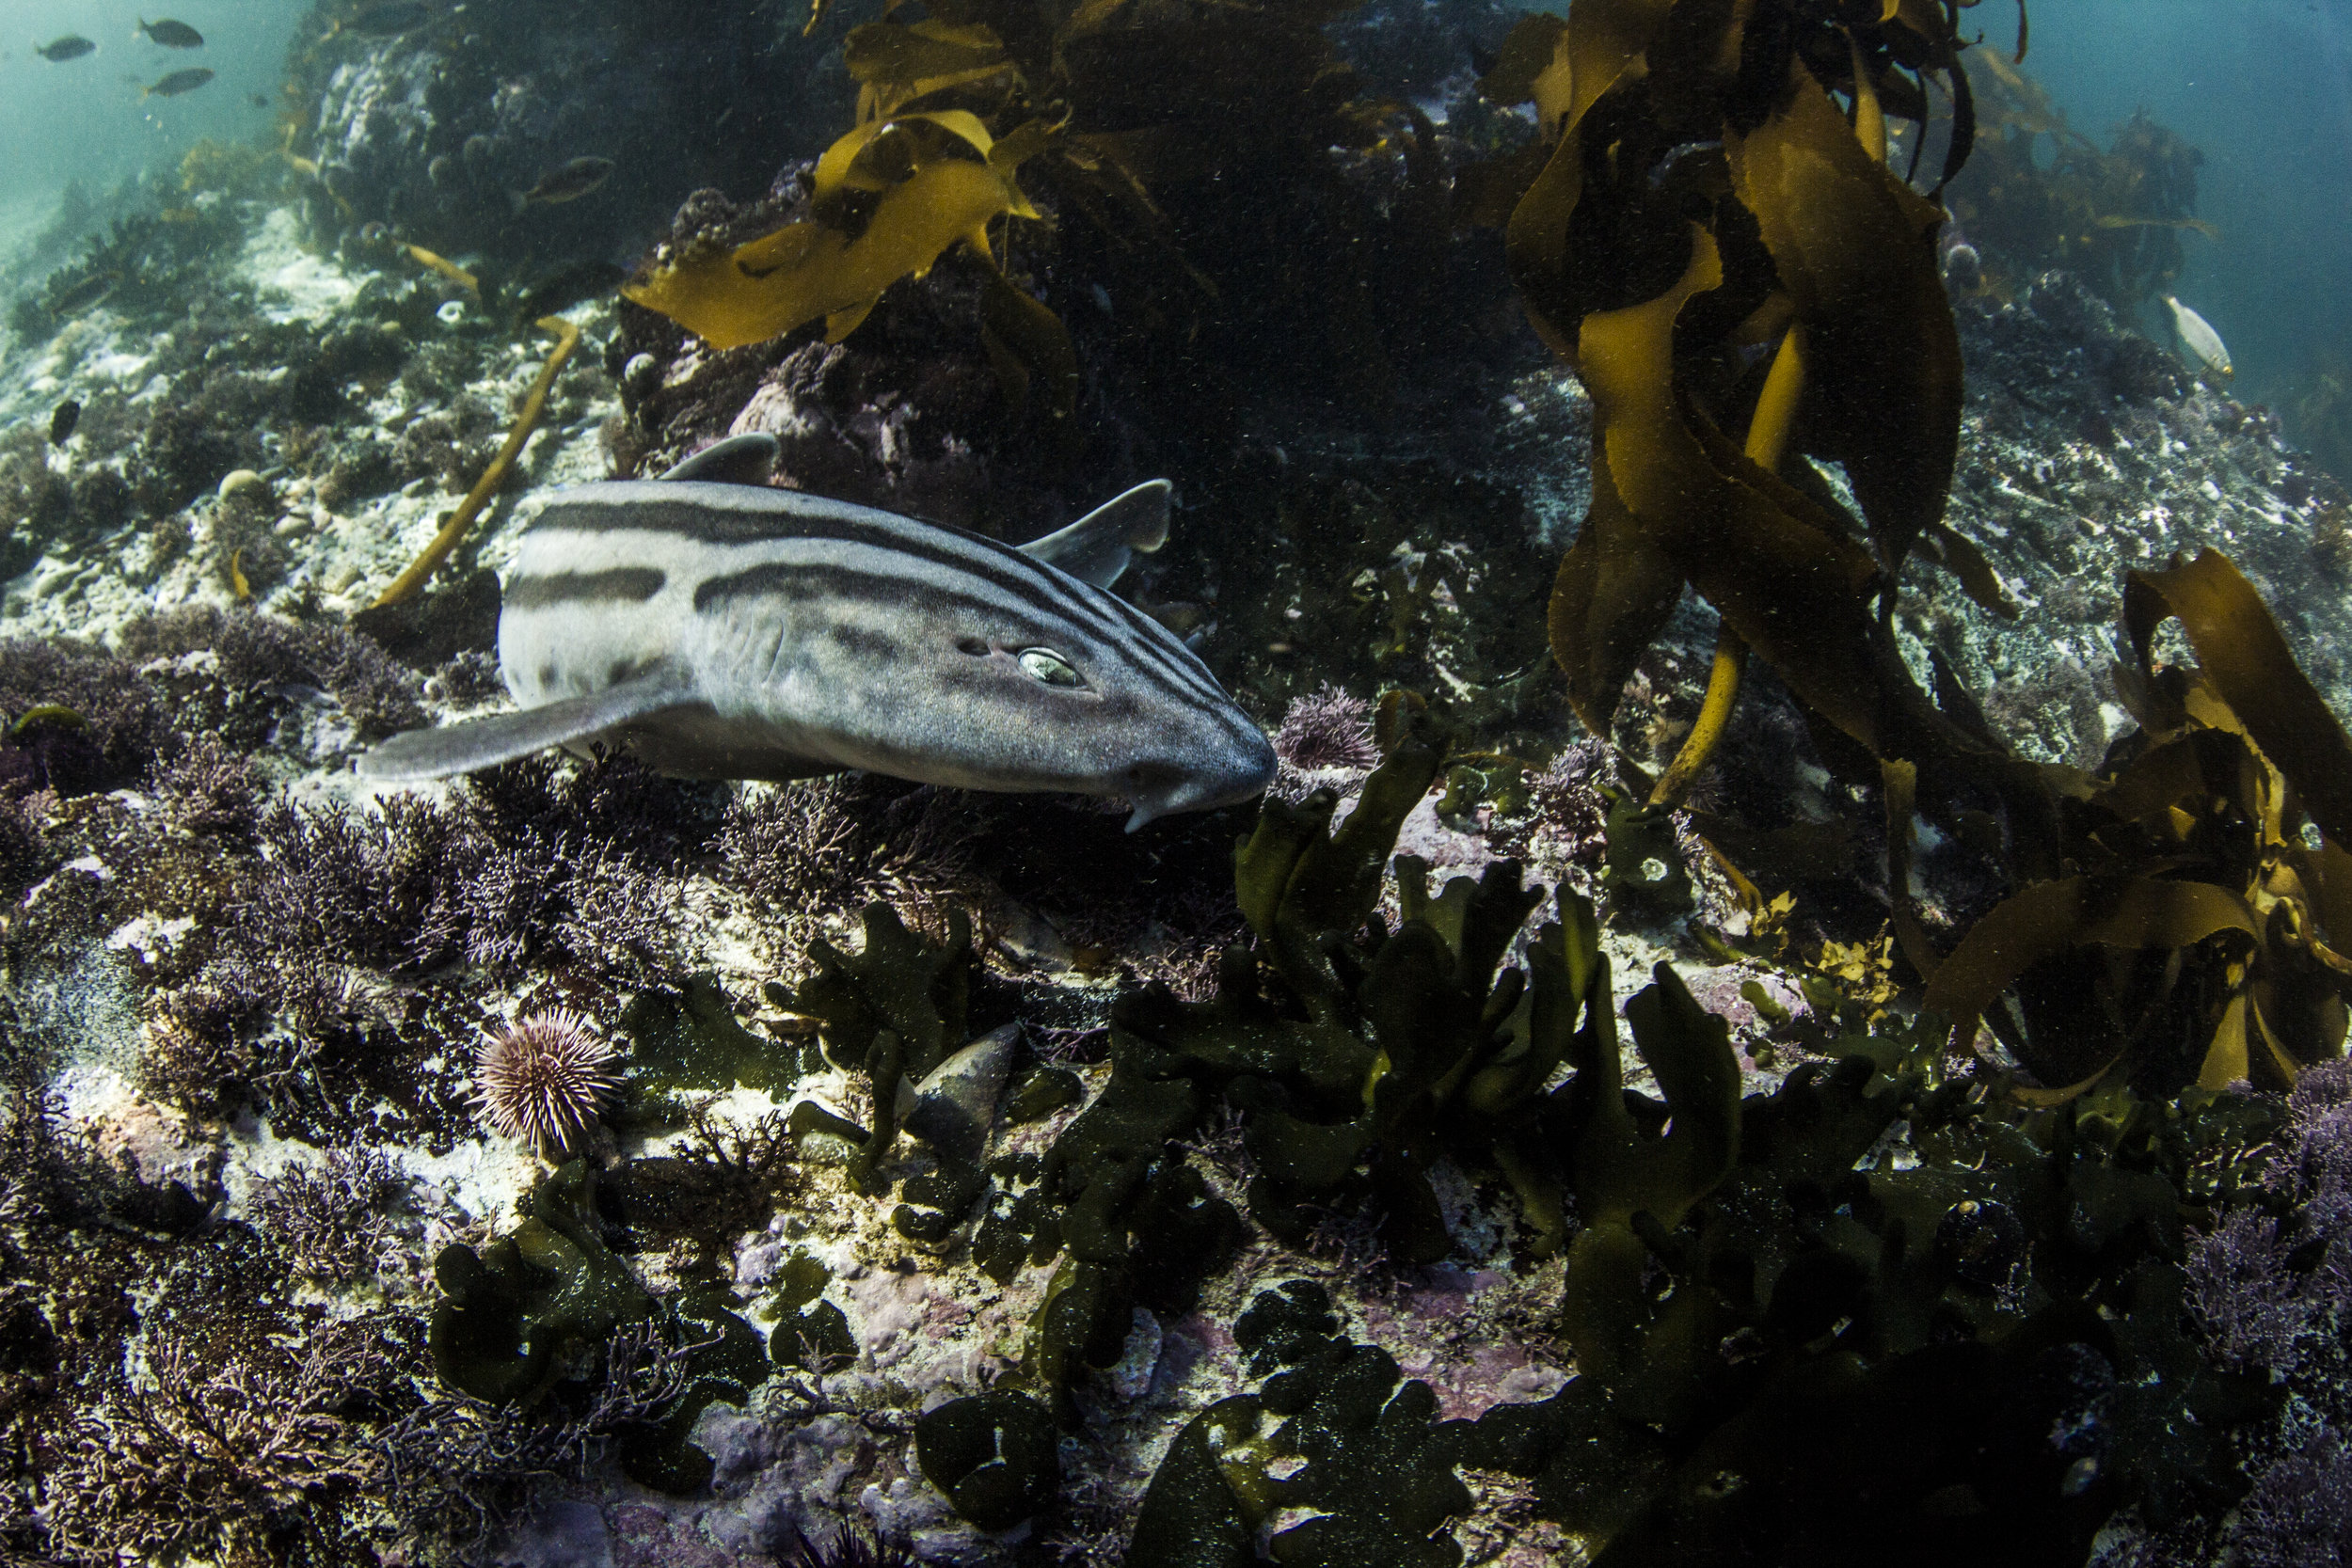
top-left (625, 116), bottom-right (1043, 351)
top-left (1470, 0), bottom-right (2341, 1102)
top-left (399, 242), bottom-right (478, 295)
top-left (1485, 0), bottom-right (2001, 777)
top-left (1728, 59), bottom-right (1962, 578)
top-left (1918, 552), bottom-right (2352, 1095)
top-left (637, 0), bottom-right (1412, 416)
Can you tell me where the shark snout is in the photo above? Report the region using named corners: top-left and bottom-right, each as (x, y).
top-left (1119, 725), bottom-right (1276, 832)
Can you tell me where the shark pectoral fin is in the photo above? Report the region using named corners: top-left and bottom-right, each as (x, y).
top-left (1018, 479), bottom-right (1171, 589)
top-left (356, 676), bottom-right (695, 782)
top-left (658, 432), bottom-right (781, 486)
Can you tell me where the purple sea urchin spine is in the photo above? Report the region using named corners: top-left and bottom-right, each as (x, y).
top-left (1272, 684), bottom-right (1378, 772)
top-left (470, 1009), bottom-right (621, 1153)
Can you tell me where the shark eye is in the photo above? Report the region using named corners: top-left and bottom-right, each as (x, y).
top-left (1017, 647), bottom-right (1085, 688)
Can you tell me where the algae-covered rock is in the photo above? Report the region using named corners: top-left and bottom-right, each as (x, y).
top-left (296, 3), bottom-right (847, 272)
top-left (915, 1389), bottom-right (1060, 1531)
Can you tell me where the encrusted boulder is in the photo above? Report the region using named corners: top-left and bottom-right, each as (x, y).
top-left (297, 1), bottom-right (846, 272)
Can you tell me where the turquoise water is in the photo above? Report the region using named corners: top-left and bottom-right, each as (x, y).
top-left (2026, 0), bottom-right (2352, 412)
top-left (1, 2), bottom-right (301, 231)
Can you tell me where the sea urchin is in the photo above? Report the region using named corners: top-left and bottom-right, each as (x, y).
top-left (470, 1009), bottom-right (621, 1153)
top-left (1272, 683), bottom-right (1379, 772)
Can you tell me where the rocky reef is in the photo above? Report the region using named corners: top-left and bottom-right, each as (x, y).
top-left (289, 1), bottom-right (852, 277)
top-left (0, 1), bottom-right (2349, 1564)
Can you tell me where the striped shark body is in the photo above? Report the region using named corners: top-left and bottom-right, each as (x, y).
top-left (358, 435), bottom-right (1275, 830)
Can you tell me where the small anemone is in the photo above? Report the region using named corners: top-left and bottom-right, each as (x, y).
top-left (1272, 684), bottom-right (1378, 772)
top-left (470, 1009), bottom-right (621, 1154)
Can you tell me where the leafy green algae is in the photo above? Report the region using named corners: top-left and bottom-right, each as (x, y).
top-left (429, 1160), bottom-right (652, 1407)
top-left (1052, 700), bottom-right (2269, 1564)
top-left (623, 972), bottom-right (787, 1095)
top-left (1115, 1039), bottom-right (2270, 1567)
top-left (775, 902), bottom-right (971, 1174)
top-left (917, 1388), bottom-right (1062, 1531)
top-left (426, 1160), bottom-right (769, 1494)
top-left (1109, 713), bottom-right (1597, 1264)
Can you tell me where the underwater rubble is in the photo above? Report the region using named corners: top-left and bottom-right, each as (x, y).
top-left (4, 1), bottom-right (2352, 1564)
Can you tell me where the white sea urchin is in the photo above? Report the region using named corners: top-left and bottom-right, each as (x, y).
top-left (470, 1008), bottom-right (621, 1153)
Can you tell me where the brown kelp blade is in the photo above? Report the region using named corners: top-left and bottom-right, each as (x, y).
top-left (1921, 875), bottom-right (2263, 1088)
top-left (1727, 58), bottom-right (1962, 579)
top-left (1547, 439), bottom-right (1684, 735)
top-left (2125, 549), bottom-right (2352, 846)
top-left (625, 119), bottom-right (1044, 351)
top-left (1574, 226), bottom-right (1960, 767)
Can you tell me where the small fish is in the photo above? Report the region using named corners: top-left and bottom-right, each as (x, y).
top-left (510, 260), bottom-right (627, 325)
top-left (2164, 294), bottom-right (2233, 378)
top-left (511, 156), bottom-right (615, 213)
top-left (47, 271), bottom-right (121, 316)
top-left (36, 36), bottom-right (95, 61)
top-left (141, 67), bottom-right (215, 97)
top-left (49, 401), bottom-right (80, 447)
top-left (159, 205), bottom-right (201, 223)
top-left (358, 435), bottom-right (1275, 829)
top-left (137, 18), bottom-right (204, 48)
top-left (338, 3), bottom-right (432, 35)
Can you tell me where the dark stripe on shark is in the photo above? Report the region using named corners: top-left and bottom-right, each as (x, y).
top-left (695, 560), bottom-right (1241, 728)
top-left (534, 488), bottom-right (913, 547)
top-left (692, 546), bottom-right (1141, 671)
top-left (678, 523), bottom-right (1225, 707)
top-left (544, 492), bottom-right (1163, 671)
top-left (828, 623), bottom-right (904, 664)
top-left (691, 562), bottom-right (1067, 649)
top-left (504, 566), bottom-right (667, 609)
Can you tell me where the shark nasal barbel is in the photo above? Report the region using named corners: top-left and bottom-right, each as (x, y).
top-left (357, 434), bottom-right (1275, 830)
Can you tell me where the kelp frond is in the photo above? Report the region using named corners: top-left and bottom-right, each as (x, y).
top-left (1925, 551), bottom-right (2352, 1096)
top-left (622, 115), bottom-right (1047, 351)
top-left (628, 0), bottom-right (1406, 417)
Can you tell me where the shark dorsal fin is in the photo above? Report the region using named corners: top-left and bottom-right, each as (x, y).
top-left (659, 433), bottom-right (780, 486)
top-left (356, 673), bottom-right (694, 782)
top-left (1019, 480), bottom-right (1171, 589)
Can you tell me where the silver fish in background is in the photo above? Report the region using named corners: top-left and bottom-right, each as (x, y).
top-left (2164, 294), bottom-right (2233, 378)
top-left (358, 435), bottom-right (1276, 830)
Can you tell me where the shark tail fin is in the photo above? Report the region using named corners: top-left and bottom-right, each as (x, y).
top-left (357, 674), bottom-right (692, 782)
